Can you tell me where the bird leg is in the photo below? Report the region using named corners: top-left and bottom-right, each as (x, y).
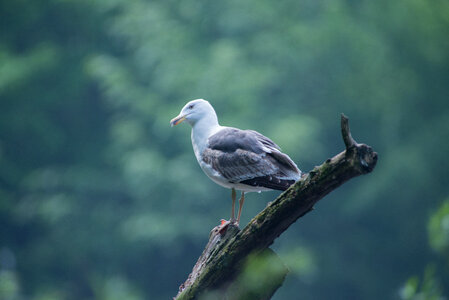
top-left (236, 191), bottom-right (245, 225)
top-left (230, 188), bottom-right (236, 223)
top-left (218, 188), bottom-right (237, 232)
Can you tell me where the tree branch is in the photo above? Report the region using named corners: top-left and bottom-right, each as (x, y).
top-left (174, 115), bottom-right (378, 300)
top-left (341, 113), bottom-right (357, 149)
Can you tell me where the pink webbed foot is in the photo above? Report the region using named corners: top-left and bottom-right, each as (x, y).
top-left (217, 219), bottom-right (239, 234)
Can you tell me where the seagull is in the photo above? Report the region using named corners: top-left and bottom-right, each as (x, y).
top-left (170, 99), bottom-right (301, 226)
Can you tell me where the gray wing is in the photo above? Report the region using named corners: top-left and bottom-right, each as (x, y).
top-left (203, 128), bottom-right (301, 190)
top-left (207, 127), bottom-right (281, 153)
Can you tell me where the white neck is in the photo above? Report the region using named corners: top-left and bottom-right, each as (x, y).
top-left (191, 115), bottom-right (221, 160)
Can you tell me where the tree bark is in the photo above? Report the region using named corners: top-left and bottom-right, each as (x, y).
top-left (174, 114), bottom-right (378, 300)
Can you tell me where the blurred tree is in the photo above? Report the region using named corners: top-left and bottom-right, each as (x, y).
top-left (0, 0), bottom-right (448, 299)
top-left (399, 199), bottom-right (449, 300)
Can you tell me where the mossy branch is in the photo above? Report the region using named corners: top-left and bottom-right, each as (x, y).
top-left (174, 114), bottom-right (378, 300)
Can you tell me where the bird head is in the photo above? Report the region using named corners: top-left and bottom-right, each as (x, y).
top-left (170, 99), bottom-right (217, 127)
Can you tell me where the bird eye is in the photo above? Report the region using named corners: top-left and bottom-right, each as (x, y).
top-left (188, 104), bottom-right (194, 109)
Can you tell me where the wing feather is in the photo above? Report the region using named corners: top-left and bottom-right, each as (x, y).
top-left (203, 127), bottom-right (301, 190)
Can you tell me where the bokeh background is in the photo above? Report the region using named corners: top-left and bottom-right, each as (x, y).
top-left (1, 0), bottom-right (448, 299)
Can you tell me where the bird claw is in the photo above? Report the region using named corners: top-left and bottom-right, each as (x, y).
top-left (218, 219), bottom-right (230, 234)
top-left (217, 219), bottom-right (239, 235)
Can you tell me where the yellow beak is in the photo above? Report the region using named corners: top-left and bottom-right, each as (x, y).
top-left (170, 114), bottom-right (186, 127)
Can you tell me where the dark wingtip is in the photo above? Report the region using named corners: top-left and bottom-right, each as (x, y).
top-left (240, 176), bottom-right (296, 191)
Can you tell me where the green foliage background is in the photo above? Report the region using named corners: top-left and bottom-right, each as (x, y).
top-left (1, 0), bottom-right (448, 299)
